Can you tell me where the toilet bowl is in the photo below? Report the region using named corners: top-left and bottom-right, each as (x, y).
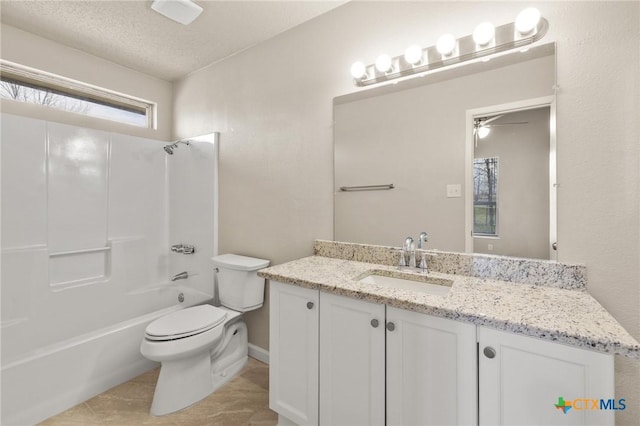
top-left (140, 254), bottom-right (269, 416)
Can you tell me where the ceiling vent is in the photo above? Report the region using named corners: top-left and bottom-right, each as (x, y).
top-left (150, 0), bottom-right (203, 25)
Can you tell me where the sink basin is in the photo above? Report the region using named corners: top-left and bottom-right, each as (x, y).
top-left (358, 273), bottom-right (452, 296)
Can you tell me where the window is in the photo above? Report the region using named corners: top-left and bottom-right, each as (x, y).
top-left (473, 156), bottom-right (498, 236)
top-left (0, 61), bottom-right (154, 128)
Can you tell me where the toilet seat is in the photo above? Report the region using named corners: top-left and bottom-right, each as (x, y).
top-left (145, 305), bottom-right (227, 341)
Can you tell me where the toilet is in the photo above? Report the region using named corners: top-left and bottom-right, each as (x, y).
top-left (140, 254), bottom-right (270, 416)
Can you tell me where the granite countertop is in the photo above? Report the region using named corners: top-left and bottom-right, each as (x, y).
top-left (259, 255), bottom-right (640, 359)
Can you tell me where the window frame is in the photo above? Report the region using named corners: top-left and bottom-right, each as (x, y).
top-left (0, 60), bottom-right (155, 129)
top-left (473, 156), bottom-right (499, 237)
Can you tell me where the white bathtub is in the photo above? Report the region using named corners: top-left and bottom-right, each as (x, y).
top-left (0, 284), bottom-right (211, 426)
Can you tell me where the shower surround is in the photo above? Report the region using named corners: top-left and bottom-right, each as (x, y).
top-left (0, 113), bottom-right (218, 425)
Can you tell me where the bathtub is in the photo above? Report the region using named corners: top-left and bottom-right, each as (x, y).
top-left (0, 284), bottom-right (211, 426)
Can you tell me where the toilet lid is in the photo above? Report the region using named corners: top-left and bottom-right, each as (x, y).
top-left (145, 305), bottom-right (227, 341)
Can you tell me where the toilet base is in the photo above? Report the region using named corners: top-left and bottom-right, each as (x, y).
top-left (149, 318), bottom-right (249, 416)
top-left (211, 320), bottom-right (249, 392)
top-left (211, 354), bottom-right (248, 394)
top-left (150, 350), bottom-right (214, 416)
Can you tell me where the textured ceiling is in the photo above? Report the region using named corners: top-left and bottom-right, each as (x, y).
top-left (0, 0), bottom-right (347, 81)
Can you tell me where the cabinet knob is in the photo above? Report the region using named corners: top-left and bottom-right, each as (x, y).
top-left (306, 301), bottom-right (314, 310)
top-left (483, 346), bottom-right (496, 359)
top-left (371, 319), bottom-right (379, 328)
top-left (386, 322), bottom-right (395, 332)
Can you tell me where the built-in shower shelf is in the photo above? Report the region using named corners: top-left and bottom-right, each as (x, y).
top-left (49, 246), bottom-right (111, 257)
top-left (48, 246), bottom-right (111, 288)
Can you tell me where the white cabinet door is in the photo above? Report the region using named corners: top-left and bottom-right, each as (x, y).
top-left (386, 306), bottom-right (477, 426)
top-left (319, 292), bottom-right (385, 426)
top-left (478, 326), bottom-right (615, 426)
top-left (269, 281), bottom-right (319, 426)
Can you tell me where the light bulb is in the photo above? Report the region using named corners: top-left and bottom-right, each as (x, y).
top-left (350, 61), bottom-right (367, 80)
top-left (515, 7), bottom-right (541, 34)
top-left (436, 33), bottom-right (456, 56)
top-left (404, 44), bottom-right (423, 66)
top-left (473, 22), bottom-right (495, 46)
top-left (477, 126), bottom-right (490, 139)
top-left (375, 54), bottom-right (393, 73)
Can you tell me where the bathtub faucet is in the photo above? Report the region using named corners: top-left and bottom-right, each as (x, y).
top-left (171, 244), bottom-right (196, 254)
top-left (171, 271), bottom-right (189, 281)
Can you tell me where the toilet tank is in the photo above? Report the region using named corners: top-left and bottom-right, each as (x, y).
top-left (211, 254), bottom-right (270, 312)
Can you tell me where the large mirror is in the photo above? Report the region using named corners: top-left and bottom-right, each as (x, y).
top-left (334, 43), bottom-right (556, 260)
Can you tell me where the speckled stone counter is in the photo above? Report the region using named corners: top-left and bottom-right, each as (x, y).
top-left (258, 250), bottom-right (640, 359)
top-left (313, 240), bottom-right (587, 289)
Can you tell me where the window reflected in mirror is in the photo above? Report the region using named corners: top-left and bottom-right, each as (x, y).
top-left (473, 157), bottom-right (499, 236)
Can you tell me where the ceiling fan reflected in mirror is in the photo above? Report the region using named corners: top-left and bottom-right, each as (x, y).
top-left (473, 114), bottom-right (528, 146)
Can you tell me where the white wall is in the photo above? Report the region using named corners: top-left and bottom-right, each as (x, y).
top-left (0, 24), bottom-right (173, 141)
top-left (173, 1), bottom-right (639, 423)
top-left (168, 133), bottom-right (218, 299)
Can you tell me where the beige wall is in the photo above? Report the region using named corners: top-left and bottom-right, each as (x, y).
top-left (0, 25), bottom-right (173, 140)
top-left (173, 1), bottom-right (639, 423)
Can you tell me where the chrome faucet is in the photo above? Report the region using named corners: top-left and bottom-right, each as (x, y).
top-left (408, 242), bottom-right (416, 268)
top-left (419, 252), bottom-right (428, 274)
top-left (418, 232), bottom-right (428, 249)
top-left (399, 237), bottom-right (415, 269)
top-left (171, 271), bottom-right (189, 281)
top-left (398, 251), bottom-right (407, 268)
top-left (418, 232), bottom-right (429, 273)
top-left (403, 237), bottom-right (414, 252)
top-left (399, 232), bottom-right (431, 272)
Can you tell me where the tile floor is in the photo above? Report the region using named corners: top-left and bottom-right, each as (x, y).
top-left (39, 357), bottom-right (277, 426)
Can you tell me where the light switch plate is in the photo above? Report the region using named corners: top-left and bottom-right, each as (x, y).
top-left (446, 184), bottom-right (462, 198)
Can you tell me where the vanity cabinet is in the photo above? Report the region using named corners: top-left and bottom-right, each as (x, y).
top-left (269, 281), bottom-right (319, 426)
top-left (478, 326), bottom-right (615, 426)
top-left (269, 281), bottom-right (615, 426)
top-left (319, 292), bottom-right (386, 425)
top-left (386, 306), bottom-right (477, 425)
top-left (319, 292), bottom-right (476, 426)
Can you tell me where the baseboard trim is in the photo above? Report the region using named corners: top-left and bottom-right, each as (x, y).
top-left (248, 343), bottom-right (269, 364)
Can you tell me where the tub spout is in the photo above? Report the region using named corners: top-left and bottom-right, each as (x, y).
top-left (171, 271), bottom-right (188, 281)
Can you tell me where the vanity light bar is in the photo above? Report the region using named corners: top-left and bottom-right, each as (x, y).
top-left (351, 9), bottom-right (548, 87)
